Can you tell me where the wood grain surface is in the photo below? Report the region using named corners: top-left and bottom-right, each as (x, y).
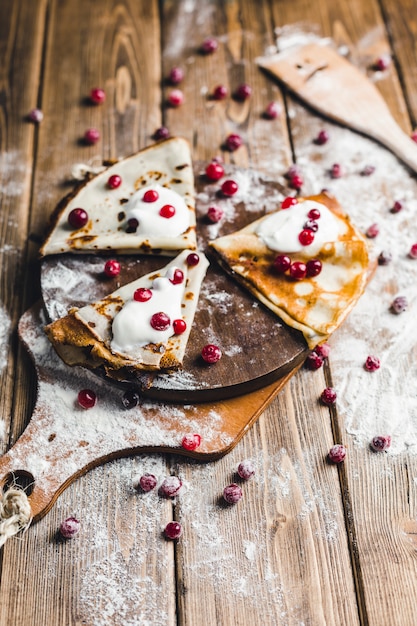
top-left (1, 1), bottom-right (417, 625)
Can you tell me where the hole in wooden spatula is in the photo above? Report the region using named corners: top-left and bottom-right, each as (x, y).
top-left (2, 470), bottom-right (35, 496)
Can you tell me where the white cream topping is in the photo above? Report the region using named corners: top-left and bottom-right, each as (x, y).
top-left (256, 200), bottom-right (342, 256)
top-left (125, 184), bottom-right (190, 237)
top-left (110, 266), bottom-right (185, 356)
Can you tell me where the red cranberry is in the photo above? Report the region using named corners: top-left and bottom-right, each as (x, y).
top-left (289, 261), bottom-right (307, 280)
top-left (186, 253), bottom-right (200, 267)
top-left (314, 129), bottom-right (329, 145)
top-left (108, 174), bottom-right (122, 189)
top-left (306, 259), bottom-right (322, 277)
top-left (90, 87), bottom-right (106, 104)
top-left (122, 389), bottom-right (140, 409)
top-left (390, 200), bottom-right (403, 213)
top-left (366, 223), bottom-right (380, 238)
top-left (68, 208), bottom-right (88, 229)
top-left (281, 196), bottom-right (298, 209)
top-left (412, 130), bottom-right (417, 143)
top-left (159, 476), bottom-right (182, 497)
top-left (264, 101), bottom-right (280, 119)
top-left (59, 517), bottom-right (80, 539)
top-left (308, 208), bottom-right (321, 220)
top-left (223, 483), bottom-right (242, 504)
top-left (173, 319), bottom-right (187, 334)
top-left (330, 163), bottom-right (343, 178)
top-left (234, 83), bottom-right (252, 101)
top-left (78, 389), bottom-right (97, 409)
top-left (360, 165), bottom-right (375, 176)
top-left (378, 251), bottom-right (392, 265)
top-left (164, 521), bottom-right (182, 540)
top-left (320, 387), bottom-right (337, 406)
top-left (305, 352), bottom-right (324, 370)
top-left (134, 288), bottom-right (152, 302)
top-left (213, 85), bottom-right (228, 100)
top-left (328, 444), bottom-right (346, 464)
top-left (181, 433), bottom-right (201, 451)
top-left (159, 204), bottom-right (176, 218)
top-left (170, 269), bottom-right (184, 284)
top-left (168, 66), bottom-right (184, 85)
top-left (153, 126), bottom-right (170, 140)
top-left (289, 174), bottom-right (303, 190)
top-left (143, 189), bottom-right (159, 202)
top-left (205, 161), bottom-right (224, 181)
top-left (201, 344), bottom-right (222, 363)
top-left (364, 355), bottom-right (381, 372)
top-left (406, 240), bottom-right (417, 261)
top-left (207, 205), bottom-right (224, 223)
top-left (299, 229), bottom-right (315, 246)
top-left (370, 435), bottom-right (391, 452)
top-left (84, 128), bottom-right (100, 144)
top-left (168, 89), bottom-right (184, 107)
top-left (104, 259), bottom-right (121, 277)
top-left (136, 473), bottom-right (157, 492)
top-left (28, 108), bottom-right (44, 123)
top-left (237, 460), bottom-right (255, 480)
top-left (225, 133), bottom-right (243, 152)
top-left (314, 343), bottom-right (330, 359)
top-left (221, 179), bottom-right (238, 196)
top-left (285, 164), bottom-right (301, 179)
top-left (391, 296), bottom-right (408, 314)
top-left (375, 54), bottom-right (391, 71)
top-left (201, 37), bottom-right (218, 54)
top-left (150, 312), bottom-right (171, 331)
top-left (273, 254), bottom-right (291, 274)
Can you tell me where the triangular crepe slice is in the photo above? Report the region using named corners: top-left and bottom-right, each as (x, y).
top-left (210, 193), bottom-right (370, 348)
top-left (40, 137), bottom-right (197, 256)
top-left (45, 250), bottom-right (209, 375)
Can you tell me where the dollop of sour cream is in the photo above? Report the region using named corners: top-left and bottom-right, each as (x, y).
top-left (256, 200), bottom-right (343, 256)
top-left (111, 266), bottom-right (184, 356)
top-left (125, 184), bottom-right (190, 236)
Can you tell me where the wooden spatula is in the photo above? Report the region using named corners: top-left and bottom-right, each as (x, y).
top-left (257, 43), bottom-right (417, 174)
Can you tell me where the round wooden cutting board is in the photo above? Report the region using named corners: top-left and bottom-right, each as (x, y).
top-left (40, 165), bottom-right (309, 402)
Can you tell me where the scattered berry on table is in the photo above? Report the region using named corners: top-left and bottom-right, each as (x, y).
top-left (153, 126), bottom-right (170, 140)
top-left (234, 83), bottom-right (252, 101)
top-left (374, 54), bottom-right (391, 71)
top-left (378, 251), bottom-right (393, 265)
top-left (320, 387), bottom-right (337, 406)
top-left (328, 444), bottom-right (346, 464)
top-left (364, 355), bottom-right (381, 372)
top-left (108, 174), bottom-right (122, 189)
top-left (314, 343), bottom-right (330, 359)
top-left (408, 243), bottom-right (417, 259)
top-left (221, 179), bottom-right (238, 196)
top-left (285, 164), bottom-right (302, 179)
top-left (201, 37), bottom-right (218, 54)
top-left (68, 208), bottom-right (88, 229)
top-left (159, 476), bottom-right (182, 497)
top-left (330, 163), bottom-right (343, 178)
top-left (205, 161), bottom-right (224, 181)
top-left (390, 200), bottom-right (403, 213)
top-left (168, 66), bottom-right (184, 85)
top-left (136, 473), bottom-right (157, 492)
top-left (391, 295), bottom-right (408, 314)
top-left (84, 128), bottom-right (100, 145)
top-left (213, 85), bottom-right (228, 100)
top-left (225, 133), bottom-right (243, 152)
top-left (281, 196), bottom-right (298, 209)
top-left (143, 189), bottom-right (159, 202)
top-left (78, 389), bottom-right (97, 409)
top-left (289, 261), bottom-right (307, 280)
top-left (370, 435), bottom-right (392, 452)
top-left (28, 108), bottom-right (44, 123)
top-left (173, 319), bottom-right (187, 334)
top-left (306, 259), bottom-right (322, 277)
top-left (122, 389), bottom-right (140, 409)
top-left (150, 312), bottom-right (171, 331)
top-left (223, 483), bottom-right (243, 504)
top-left (186, 252), bottom-right (200, 267)
top-left (264, 101), bottom-right (281, 119)
top-left (168, 89), bottom-right (184, 107)
top-left (164, 521), bottom-right (182, 540)
top-left (201, 344), bottom-right (222, 363)
top-left (134, 287), bottom-right (152, 302)
top-left (360, 165), bottom-right (375, 176)
top-left (207, 205), bottom-right (224, 223)
top-left (181, 433), bottom-right (201, 451)
top-left (237, 460), bottom-right (255, 480)
top-left (59, 517), bottom-right (81, 539)
top-left (90, 87), bottom-right (106, 104)
top-left (314, 129), bottom-right (329, 145)
top-left (366, 223), bottom-right (380, 238)
top-left (305, 352), bottom-right (324, 370)
top-left (289, 174), bottom-right (303, 190)
top-left (273, 254), bottom-right (291, 274)
top-left (104, 259), bottom-right (121, 278)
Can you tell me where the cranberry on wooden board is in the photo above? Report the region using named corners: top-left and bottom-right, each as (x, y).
top-left (78, 389), bottom-right (96, 409)
top-left (201, 344), bottom-right (222, 363)
top-left (181, 433), bottom-right (201, 451)
top-left (168, 66), bottom-right (184, 85)
top-left (205, 161), bottom-right (224, 181)
top-left (164, 522), bottom-right (182, 540)
top-left (223, 483), bottom-right (243, 503)
top-left (84, 128), bottom-right (100, 144)
top-left (136, 473), bottom-right (157, 492)
top-left (90, 87), bottom-right (106, 104)
top-left (159, 476), bottom-right (182, 497)
top-left (103, 259), bottom-right (121, 278)
top-left (328, 444), bottom-right (346, 464)
top-left (59, 517), bottom-right (80, 539)
top-left (237, 460), bottom-right (255, 480)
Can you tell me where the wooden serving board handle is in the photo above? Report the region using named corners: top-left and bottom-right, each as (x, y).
top-left (258, 43), bottom-right (417, 173)
top-left (0, 304), bottom-right (300, 522)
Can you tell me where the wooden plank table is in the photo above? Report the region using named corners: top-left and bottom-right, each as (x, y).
top-left (1, 0), bottom-right (417, 624)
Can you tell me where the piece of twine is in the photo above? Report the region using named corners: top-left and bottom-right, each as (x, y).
top-left (0, 486), bottom-right (32, 548)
